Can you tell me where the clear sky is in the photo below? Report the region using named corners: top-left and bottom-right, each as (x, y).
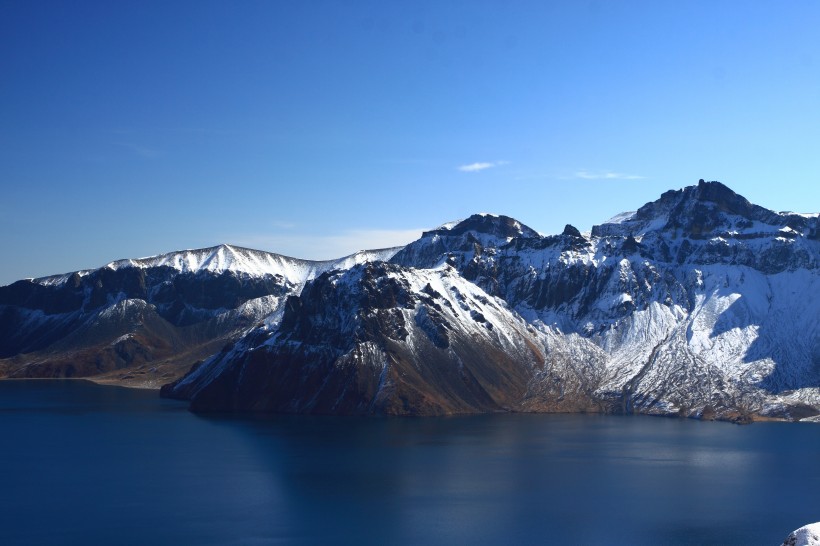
top-left (2, 1), bottom-right (819, 285)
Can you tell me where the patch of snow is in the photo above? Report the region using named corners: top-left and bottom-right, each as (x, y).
top-left (605, 210), bottom-right (637, 224)
top-left (435, 219), bottom-right (463, 231)
top-left (782, 522), bottom-right (820, 546)
top-left (33, 269), bottom-right (94, 286)
top-left (110, 334), bottom-right (132, 345)
top-left (780, 211), bottom-right (820, 219)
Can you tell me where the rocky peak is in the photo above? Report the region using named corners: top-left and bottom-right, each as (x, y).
top-left (391, 214), bottom-right (542, 270)
top-left (658, 180), bottom-right (784, 234)
top-left (593, 179), bottom-right (812, 239)
top-left (278, 262), bottom-right (416, 349)
top-left (426, 213), bottom-right (540, 240)
top-left (561, 224), bottom-right (583, 238)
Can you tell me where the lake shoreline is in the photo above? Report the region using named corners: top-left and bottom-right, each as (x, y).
top-left (2, 376), bottom-right (816, 425)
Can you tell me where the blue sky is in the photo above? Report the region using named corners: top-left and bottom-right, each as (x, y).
top-left (2, 1), bottom-right (819, 285)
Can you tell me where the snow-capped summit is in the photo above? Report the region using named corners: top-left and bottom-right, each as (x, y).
top-left (107, 243), bottom-right (289, 275)
top-left (36, 244), bottom-right (403, 288)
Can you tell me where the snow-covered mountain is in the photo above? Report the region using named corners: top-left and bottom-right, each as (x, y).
top-left (159, 180), bottom-right (820, 421)
top-left (0, 244), bottom-right (400, 386)
top-left (3, 180), bottom-right (819, 421)
top-left (383, 180), bottom-right (820, 420)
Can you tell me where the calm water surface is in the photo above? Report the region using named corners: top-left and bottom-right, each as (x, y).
top-left (0, 380), bottom-right (817, 545)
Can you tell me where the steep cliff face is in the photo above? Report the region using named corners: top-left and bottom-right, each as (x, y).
top-left (165, 262), bottom-right (555, 415)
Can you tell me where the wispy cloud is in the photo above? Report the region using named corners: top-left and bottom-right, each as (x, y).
top-left (224, 228), bottom-right (426, 260)
top-left (573, 170), bottom-right (645, 180)
top-left (118, 142), bottom-right (163, 159)
top-left (458, 160), bottom-right (509, 173)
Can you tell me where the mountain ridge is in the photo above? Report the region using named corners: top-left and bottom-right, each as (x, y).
top-left (29, 244), bottom-right (404, 287)
top-left (164, 180), bottom-right (818, 422)
top-left (2, 180), bottom-right (819, 421)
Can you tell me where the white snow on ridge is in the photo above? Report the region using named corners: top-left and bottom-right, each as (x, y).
top-left (604, 210), bottom-right (637, 224)
top-left (780, 211), bottom-right (820, 219)
top-left (327, 248), bottom-right (400, 271)
top-left (32, 269), bottom-right (96, 286)
top-left (434, 219), bottom-right (463, 231)
top-left (32, 244), bottom-right (404, 288)
top-left (435, 213), bottom-right (500, 230)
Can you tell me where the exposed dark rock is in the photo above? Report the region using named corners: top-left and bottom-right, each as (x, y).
top-left (562, 224), bottom-right (582, 238)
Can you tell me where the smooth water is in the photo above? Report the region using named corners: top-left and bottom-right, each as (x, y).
top-left (0, 380), bottom-right (817, 545)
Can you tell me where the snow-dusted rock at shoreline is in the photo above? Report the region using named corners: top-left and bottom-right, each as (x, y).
top-left (782, 522), bottom-right (820, 546)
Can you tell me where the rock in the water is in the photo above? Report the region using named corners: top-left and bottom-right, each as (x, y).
top-left (782, 523), bottom-right (820, 546)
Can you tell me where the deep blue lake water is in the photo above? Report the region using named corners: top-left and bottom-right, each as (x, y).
top-left (0, 380), bottom-right (817, 545)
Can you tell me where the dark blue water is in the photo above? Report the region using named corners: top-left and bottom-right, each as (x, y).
top-left (0, 381), bottom-right (817, 545)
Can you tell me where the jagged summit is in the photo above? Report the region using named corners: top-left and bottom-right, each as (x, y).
top-left (561, 224), bottom-right (583, 238)
top-left (593, 179), bottom-right (818, 239)
top-left (391, 213), bottom-right (542, 270)
top-left (651, 179), bottom-right (791, 234)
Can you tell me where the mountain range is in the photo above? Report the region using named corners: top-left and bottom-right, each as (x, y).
top-left (2, 180), bottom-right (818, 422)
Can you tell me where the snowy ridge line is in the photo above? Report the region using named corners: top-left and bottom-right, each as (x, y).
top-left (26, 182), bottom-right (819, 287)
top-left (30, 268), bottom-right (98, 286)
top-left (779, 211), bottom-right (820, 219)
top-left (30, 244), bottom-right (403, 287)
top-left (603, 211), bottom-right (637, 225)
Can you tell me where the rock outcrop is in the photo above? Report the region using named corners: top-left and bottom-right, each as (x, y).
top-left (782, 522), bottom-right (820, 546)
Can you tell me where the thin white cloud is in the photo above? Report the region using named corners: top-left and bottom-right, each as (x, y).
top-left (225, 228), bottom-right (426, 260)
top-left (459, 162), bottom-right (494, 172)
top-left (458, 160), bottom-right (509, 173)
top-left (118, 142), bottom-right (163, 159)
top-left (574, 170), bottom-right (645, 180)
